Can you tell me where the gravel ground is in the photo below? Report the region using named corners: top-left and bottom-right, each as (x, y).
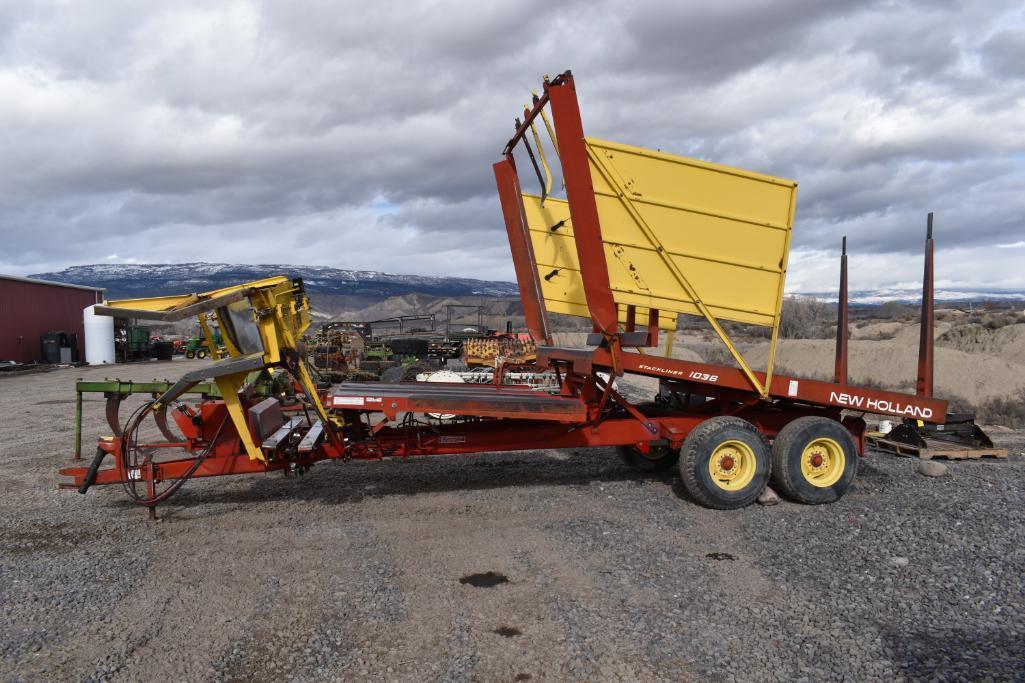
top-left (2, 360), bottom-right (1025, 681)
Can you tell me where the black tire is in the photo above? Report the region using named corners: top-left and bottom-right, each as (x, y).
top-left (771, 416), bottom-right (858, 505)
top-left (616, 443), bottom-right (680, 472)
top-left (679, 416), bottom-right (770, 510)
top-left (196, 349), bottom-right (208, 359)
top-left (185, 350), bottom-right (195, 359)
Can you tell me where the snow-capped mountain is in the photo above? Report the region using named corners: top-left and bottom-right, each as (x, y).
top-left (30, 263), bottom-right (1025, 306)
top-left (31, 263), bottom-right (520, 299)
top-left (803, 288), bottom-right (1025, 305)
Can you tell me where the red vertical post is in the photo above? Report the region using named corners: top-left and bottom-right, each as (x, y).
top-left (834, 236), bottom-right (848, 384)
top-left (494, 156), bottom-right (552, 345)
top-left (546, 74), bottom-right (619, 337)
top-left (625, 305), bottom-right (636, 333)
top-left (916, 213), bottom-right (935, 398)
top-left (646, 308), bottom-right (660, 348)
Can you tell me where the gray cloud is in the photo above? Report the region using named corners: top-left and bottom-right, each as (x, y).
top-left (0, 0), bottom-right (1022, 290)
top-left (981, 26), bottom-right (1025, 79)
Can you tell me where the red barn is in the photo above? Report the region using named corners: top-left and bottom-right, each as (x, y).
top-left (0, 274), bottom-right (104, 363)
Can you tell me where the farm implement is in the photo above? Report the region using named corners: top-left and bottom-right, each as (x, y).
top-left (62, 71), bottom-right (976, 516)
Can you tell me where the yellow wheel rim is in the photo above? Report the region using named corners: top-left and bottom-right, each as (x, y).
top-left (800, 438), bottom-right (845, 488)
top-left (708, 440), bottom-right (757, 491)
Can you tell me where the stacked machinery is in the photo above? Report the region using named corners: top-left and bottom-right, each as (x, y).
top-left (462, 334), bottom-right (537, 367)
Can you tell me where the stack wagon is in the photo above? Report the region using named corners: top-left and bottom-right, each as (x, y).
top-left (61, 72), bottom-right (967, 515)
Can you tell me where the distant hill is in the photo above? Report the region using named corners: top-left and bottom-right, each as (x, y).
top-left (30, 263), bottom-right (520, 300)
top-left (30, 263), bottom-right (1024, 317)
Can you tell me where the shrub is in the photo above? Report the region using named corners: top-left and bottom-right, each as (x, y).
top-left (984, 312), bottom-right (1021, 330)
top-left (940, 392), bottom-right (977, 415)
top-left (876, 301), bottom-right (916, 320)
top-left (778, 297), bottom-right (834, 339)
top-left (978, 389), bottom-right (1025, 429)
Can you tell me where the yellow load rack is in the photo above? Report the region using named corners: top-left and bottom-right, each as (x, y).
top-left (522, 138), bottom-right (797, 332)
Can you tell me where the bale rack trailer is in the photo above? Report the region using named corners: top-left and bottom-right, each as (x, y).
top-left (61, 71), bottom-right (972, 516)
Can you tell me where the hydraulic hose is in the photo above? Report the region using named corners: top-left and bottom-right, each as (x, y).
top-left (118, 400), bottom-right (229, 507)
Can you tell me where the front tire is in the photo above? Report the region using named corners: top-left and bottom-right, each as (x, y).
top-left (771, 416), bottom-right (858, 504)
top-left (679, 416), bottom-right (770, 509)
top-left (616, 443), bottom-right (680, 472)
top-left (185, 350), bottom-right (195, 359)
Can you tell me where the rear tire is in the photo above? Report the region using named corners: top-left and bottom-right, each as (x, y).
top-left (771, 416), bottom-right (858, 504)
top-left (679, 416), bottom-right (770, 509)
top-left (616, 443), bottom-right (680, 472)
top-left (197, 349), bottom-right (208, 359)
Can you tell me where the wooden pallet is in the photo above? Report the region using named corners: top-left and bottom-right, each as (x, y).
top-left (867, 434), bottom-right (1008, 461)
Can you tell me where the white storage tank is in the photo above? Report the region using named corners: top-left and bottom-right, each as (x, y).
top-left (83, 304), bottom-right (115, 365)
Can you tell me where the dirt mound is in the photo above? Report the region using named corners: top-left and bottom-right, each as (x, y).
top-left (890, 321), bottom-right (952, 344)
top-left (849, 321), bottom-right (957, 343)
top-left (937, 323), bottom-right (1025, 364)
top-left (744, 339), bottom-right (1025, 406)
top-left (850, 321), bottom-right (901, 340)
top-left (555, 324), bottom-right (1025, 407)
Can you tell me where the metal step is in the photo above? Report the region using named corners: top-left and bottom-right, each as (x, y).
top-left (260, 417), bottom-right (305, 454)
top-left (297, 421), bottom-right (324, 454)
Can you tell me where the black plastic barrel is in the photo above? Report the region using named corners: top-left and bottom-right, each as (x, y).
top-left (40, 332), bottom-right (65, 364)
top-left (387, 337), bottom-right (429, 357)
top-left (153, 341), bottom-right (175, 361)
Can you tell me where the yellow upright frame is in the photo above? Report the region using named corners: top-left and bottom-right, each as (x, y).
top-left (102, 276), bottom-right (336, 462)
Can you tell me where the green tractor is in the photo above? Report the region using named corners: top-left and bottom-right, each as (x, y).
top-left (184, 330), bottom-right (224, 359)
top-left (183, 337), bottom-right (210, 359)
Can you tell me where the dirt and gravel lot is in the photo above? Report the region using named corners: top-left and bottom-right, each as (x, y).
top-left (2, 359), bottom-right (1025, 681)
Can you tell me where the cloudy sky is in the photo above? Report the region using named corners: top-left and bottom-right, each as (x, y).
top-left (1, 0), bottom-right (1022, 293)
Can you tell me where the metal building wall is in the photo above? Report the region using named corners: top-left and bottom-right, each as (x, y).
top-left (0, 278), bottom-right (103, 363)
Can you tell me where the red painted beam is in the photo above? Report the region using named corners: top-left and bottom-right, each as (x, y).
top-left (539, 345), bottom-right (948, 422)
top-left (916, 213), bottom-right (935, 398)
top-left (546, 74), bottom-right (619, 336)
top-left (834, 236), bottom-right (849, 384)
top-left (328, 382), bottom-right (588, 422)
top-left (494, 156), bottom-right (552, 344)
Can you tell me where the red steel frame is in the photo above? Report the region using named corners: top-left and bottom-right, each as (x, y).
top-left (60, 70), bottom-right (948, 502)
top-left (492, 71), bottom-right (945, 420)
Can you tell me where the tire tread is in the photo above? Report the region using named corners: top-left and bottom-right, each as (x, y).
top-left (771, 416), bottom-right (858, 504)
top-left (680, 416), bottom-right (769, 510)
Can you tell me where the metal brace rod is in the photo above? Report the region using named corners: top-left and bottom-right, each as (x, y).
top-left (516, 117), bottom-right (548, 203)
top-left (502, 72), bottom-right (570, 155)
top-left (588, 372), bottom-right (657, 435)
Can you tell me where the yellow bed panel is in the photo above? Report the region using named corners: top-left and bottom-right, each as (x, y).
top-left (523, 137), bottom-right (797, 331)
